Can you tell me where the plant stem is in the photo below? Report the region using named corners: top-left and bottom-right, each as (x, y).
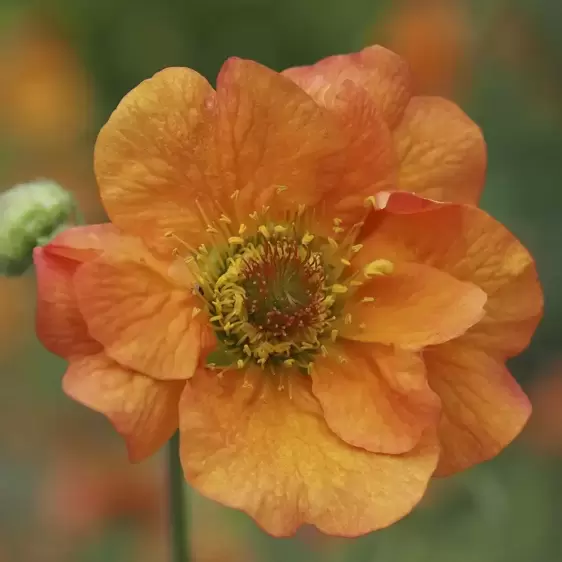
top-left (168, 431), bottom-right (189, 562)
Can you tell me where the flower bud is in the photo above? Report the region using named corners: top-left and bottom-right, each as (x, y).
top-left (0, 180), bottom-right (75, 276)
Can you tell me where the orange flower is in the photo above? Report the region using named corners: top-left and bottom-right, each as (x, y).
top-left (34, 46), bottom-right (542, 536)
top-left (376, 0), bottom-right (472, 96)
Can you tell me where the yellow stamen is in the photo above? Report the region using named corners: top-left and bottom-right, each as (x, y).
top-left (340, 258), bottom-right (351, 266)
top-left (351, 244), bottom-right (363, 253)
top-left (364, 259), bottom-right (394, 277)
top-left (258, 225), bottom-right (270, 239)
top-left (228, 236), bottom-right (245, 245)
top-left (361, 296), bottom-right (375, 303)
top-left (238, 224), bottom-right (247, 235)
top-left (331, 284), bottom-right (348, 294)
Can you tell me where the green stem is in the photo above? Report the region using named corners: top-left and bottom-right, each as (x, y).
top-left (168, 431), bottom-right (189, 562)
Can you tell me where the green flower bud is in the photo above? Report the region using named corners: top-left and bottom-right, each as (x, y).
top-left (0, 180), bottom-right (76, 276)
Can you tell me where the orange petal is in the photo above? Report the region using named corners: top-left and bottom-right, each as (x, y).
top-left (424, 342), bottom-right (531, 476)
top-left (63, 353), bottom-right (184, 462)
top-left (393, 96), bottom-right (486, 204)
top-left (358, 193), bottom-right (543, 356)
top-left (312, 342), bottom-right (440, 453)
top-left (215, 57), bottom-right (342, 219)
top-left (342, 262), bottom-right (486, 349)
top-left (179, 368), bottom-right (439, 536)
top-left (74, 257), bottom-right (202, 381)
top-left (315, 80), bottom-right (397, 224)
top-left (34, 244), bottom-right (101, 359)
top-left (94, 67), bottom-right (219, 254)
top-left (283, 45), bottom-right (412, 128)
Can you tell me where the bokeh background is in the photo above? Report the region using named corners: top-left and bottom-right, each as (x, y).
top-left (1, 0), bottom-right (561, 560)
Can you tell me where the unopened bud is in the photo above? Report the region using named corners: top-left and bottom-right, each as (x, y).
top-left (0, 180), bottom-right (76, 276)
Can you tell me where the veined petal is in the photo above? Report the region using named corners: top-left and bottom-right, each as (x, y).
top-left (424, 342), bottom-right (531, 476)
top-left (34, 244), bottom-right (101, 359)
top-left (283, 45), bottom-right (412, 128)
top-left (95, 67), bottom-right (219, 253)
top-left (315, 80), bottom-right (397, 224)
top-left (215, 58), bottom-right (342, 219)
top-left (358, 193), bottom-right (543, 357)
top-left (342, 262), bottom-right (486, 349)
top-left (312, 342), bottom-right (440, 453)
top-left (179, 368), bottom-right (439, 537)
top-left (74, 257), bottom-right (203, 381)
top-left (393, 97), bottom-right (486, 204)
top-left (63, 353), bottom-right (184, 462)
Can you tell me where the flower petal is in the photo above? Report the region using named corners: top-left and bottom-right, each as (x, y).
top-left (315, 80), bottom-right (397, 224)
top-left (312, 342), bottom-right (440, 453)
top-left (63, 353), bottom-right (184, 462)
top-left (283, 45), bottom-right (412, 128)
top-left (94, 67), bottom-right (219, 253)
top-left (358, 193), bottom-right (543, 356)
top-left (74, 257), bottom-right (203, 381)
top-left (393, 96), bottom-right (486, 204)
top-left (34, 244), bottom-right (101, 359)
top-left (215, 58), bottom-right (342, 219)
top-left (342, 262), bottom-right (486, 349)
top-left (179, 368), bottom-right (439, 536)
top-left (424, 342), bottom-right (531, 476)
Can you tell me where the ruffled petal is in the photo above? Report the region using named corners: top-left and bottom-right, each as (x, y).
top-left (283, 45), bottom-right (412, 128)
top-left (94, 67), bottom-right (219, 253)
top-left (215, 57), bottom-right (342, 219)
top-left (342, 262), bottom-right (486, 349)
top-left (34, 244), bottom-right (101, 359)
top-left (74, 256), bottom-right (203, 381)
top-left (358, 192), bottom-right (543, 357)
top-left (63, 353), bottom-right (184, 462)
top-left (314, 80), bottom-right (397, 224)
top-left (393, 96), bottom-right (486, 204)
top-left (179, 368), bottom-right (439, 536)
top-left (424, 342), bottom-right (531, 476)
top-left (312, 342), bottom-right (440, 453)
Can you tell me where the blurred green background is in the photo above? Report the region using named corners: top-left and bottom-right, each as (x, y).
top-left (1, 0), bottom-right (562, 560)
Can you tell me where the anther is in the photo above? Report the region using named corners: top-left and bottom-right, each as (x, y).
top-left (219, 214), bottom-right (232, 224)
top-left (344, 313), bottom-right (352, 325)
top-left (258, 225), bottom-right (270, 239)
top-left (239, 224), bottom-right (247, 235)
top-left (228, 236), bottom-right (245, 245)
top-left (230, 190), bottom-right (240, 200)
top-left (331, 284), bottom-right (348, 294)
top-left (302, 232), bottom-right (314, 245)
top-left (331, 329), bottom-right (339, 342)
top-left (361, 296), bottom-right (375, 303)
top-left (364, 259), bottom-right (394, 277)
top-left (351, 244), bottom-right (363, 253)
top-left (327, 237), bottom-right (338, 249)
top-left (340, 258), bottom-right (351, 266)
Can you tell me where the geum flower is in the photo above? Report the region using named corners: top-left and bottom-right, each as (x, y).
top-left (34, 46), bottom-right (542, 536)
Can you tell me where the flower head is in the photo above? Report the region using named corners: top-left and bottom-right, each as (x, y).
top-left (34, 46), bottom-right (542, 536)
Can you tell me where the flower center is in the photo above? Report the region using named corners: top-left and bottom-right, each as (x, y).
top-left (207, 233), bottom-right (339, 369)
top-left (166, 200), bottom-right (393, 374)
